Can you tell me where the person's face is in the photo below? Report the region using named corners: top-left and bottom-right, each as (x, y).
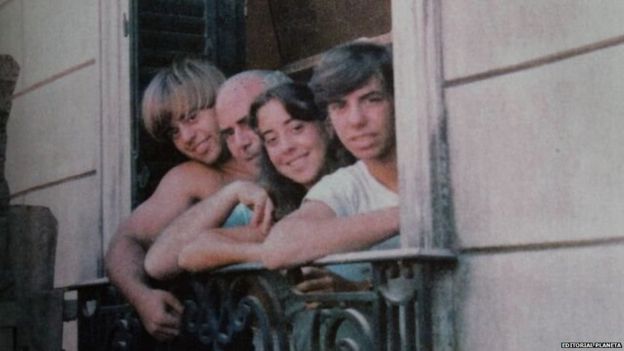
top-left (216, 79), bottom-right (264, 171)
top-left (257, 99), bottom-right (329, 188)
top-left (326, 77), bottom-right (395, 162)
top-left (170, 108), bottom-right (222, 164)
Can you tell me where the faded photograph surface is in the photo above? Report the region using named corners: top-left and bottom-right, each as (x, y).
top-left (1, 1), bottom-right (623, 350)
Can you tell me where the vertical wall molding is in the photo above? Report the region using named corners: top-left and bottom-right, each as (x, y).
top-left (0, 55), bottom-right (19, 298)
top-left (392, 2), bottom-right (455, 350)
top-left (99, 0), bottom-right (132, 271)
top-left (392, 0), bottom-right (450, 248)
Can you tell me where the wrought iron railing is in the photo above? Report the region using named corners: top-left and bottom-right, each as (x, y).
top-left (70, 248), bottom-right (455, 351)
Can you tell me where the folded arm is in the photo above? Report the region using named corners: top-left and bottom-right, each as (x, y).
top-left (177, 226), bottom-right (265, 272)
top-left (105, 162), bottom-right (224, 340)
top-left (145, 181), bottom-right (273, 280)
top-left (105, 200), bottom-right (188, 340)
top-left (261, 201), bottom-right (399, 269)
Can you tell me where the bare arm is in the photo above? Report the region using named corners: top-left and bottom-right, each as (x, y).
top-left (177, 226), bottom-right (265, 272)
top-left (105, 221), bottom-right (154, 304)
top-left (261, 201), bottom-right (399, 269)
top-left (105, 162), bottom-right (224, 339)
top-left (144, 181), bottom-right (273, 280)
top-left (105, 199), bottom-right (188, 340)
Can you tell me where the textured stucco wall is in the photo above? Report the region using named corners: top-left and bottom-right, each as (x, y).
top-left (0, 0), bottom-right (101, 288)
top-left (1, 2), bottom-right (102, 349)
top-left (443, 0), bottom-right (624, 347)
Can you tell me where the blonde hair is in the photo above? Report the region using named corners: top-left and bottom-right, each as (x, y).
top-left (142, 57), bottom-right (225, 141)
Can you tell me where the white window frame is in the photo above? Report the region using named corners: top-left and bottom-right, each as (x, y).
top-left (99, 0), bottom-right (132, 256)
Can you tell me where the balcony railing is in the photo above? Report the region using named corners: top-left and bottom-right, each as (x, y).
top-left (69, 248), bottom-right (455, 351)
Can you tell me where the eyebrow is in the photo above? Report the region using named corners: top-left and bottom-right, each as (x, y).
top-left (173, 107), bottom-right (199, 122)
top-left (258, 117), bottom-right (297, 138)
top-left (220, 127), bottom-right (234, 136)
top-left (359, 89), bottom-right (385, 100)
top-left (259, 129), bottom-right (274, 140)
top-left (236, 115), bottom-right (251, 125)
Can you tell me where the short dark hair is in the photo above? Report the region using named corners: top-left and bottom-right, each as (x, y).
top-left (309, 42), bottom-right (393, 113)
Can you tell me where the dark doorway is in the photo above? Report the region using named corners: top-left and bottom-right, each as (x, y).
top-left (129, 0), bottom-right (246, 206)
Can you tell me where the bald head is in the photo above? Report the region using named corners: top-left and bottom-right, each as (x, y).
top-left (217, 70), bottom-right (291, 117)
top-left (216, 70), bottom-right (291, 173)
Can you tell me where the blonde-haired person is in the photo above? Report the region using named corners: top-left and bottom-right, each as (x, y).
top-left (105, 58), bottom-right (288, 341)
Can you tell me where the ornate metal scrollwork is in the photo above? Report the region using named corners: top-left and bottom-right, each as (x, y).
top-left (108, 313), bottom-right (142, 351)
top-left (169, 269), bottom-right (381, 351)
top-left (77, 255), bottom-right (453, 351)
top-left (175, 272), bottom-right (292, 350)
top-left (376, 261), bottom-right (418, 305)
top-left (311, 307), bottom-right (375, 351)
top-left (373, 260), bottom-right (430, 351)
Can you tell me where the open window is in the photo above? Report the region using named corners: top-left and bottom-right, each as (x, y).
top-left (76, 1), bottom-right (456, 350)
top-left (129, 0), bottom-right (246, 205)
top-left (129, 0), bottom-right (392, 205)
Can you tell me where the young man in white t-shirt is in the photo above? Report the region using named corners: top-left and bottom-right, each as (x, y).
top-left (261, 42), bottom-right (400, 270)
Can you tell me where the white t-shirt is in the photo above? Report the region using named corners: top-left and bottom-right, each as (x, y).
top-left (305, 161), bottom-right (398, 217)
top-left (304, 161), bottom-right (400, 280)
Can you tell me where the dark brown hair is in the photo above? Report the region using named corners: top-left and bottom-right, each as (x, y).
top-left (250, 82), bottom-right (355, 219)
top-left (309, 42), bottom-right (393, 114)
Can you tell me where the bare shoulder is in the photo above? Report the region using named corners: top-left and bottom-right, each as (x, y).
top-left (163, 160), bottom-right (223, 182)
top-left (121, 161), bottom-right (226, 240)
top-left (158, 161), bottom-right (226, 199)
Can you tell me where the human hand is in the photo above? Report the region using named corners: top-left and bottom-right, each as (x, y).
top-left (230, 181), bottom-right (274, 235)
top-left (134, 288), bottom-right (184, 341)
top-left (294, 266), bottom-right (368, 294)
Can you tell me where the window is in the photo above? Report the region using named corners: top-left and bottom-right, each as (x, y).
top-left (79, 1), bottom-right (456, 350)
top-left (130, 0), bottom-right (245, 205)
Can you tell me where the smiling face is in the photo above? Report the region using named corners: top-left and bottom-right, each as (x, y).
top-left (170, 107), bottom-right (223, 164)
top-left (326, 76), bottom-right (395, 163)
top-left (257, 99), bottom-right (329, 188)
